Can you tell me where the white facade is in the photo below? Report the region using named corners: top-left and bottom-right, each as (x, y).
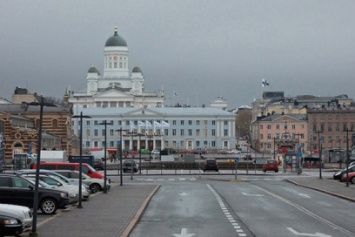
top-left (71, 107), bottom-right (236, 152)
top-left (69, 26), bottom-right (165, 112)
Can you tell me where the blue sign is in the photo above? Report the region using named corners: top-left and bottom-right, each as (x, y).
top-left (297, 145), bottom-right (302, 158)
top-left (235, 157), bottom-right (240, 163)
top-left (117, 140), bottom-right (121, 145)
top-left (320, 137), bottom-right (324, 143)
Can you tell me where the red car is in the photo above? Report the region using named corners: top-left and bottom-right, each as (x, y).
top-left (341, 172), bottom-right (355, 183)
top-left (263, 159), bottom-right (279, 173)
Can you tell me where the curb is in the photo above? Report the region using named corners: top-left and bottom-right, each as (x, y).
top-left (286, 179), bottom-right (355, 203)
top-left (120, 185), bottom-right (161, 237)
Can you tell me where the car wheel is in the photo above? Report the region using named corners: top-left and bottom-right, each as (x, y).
top-left (351, 177), bottom-right (355, 184)
top-left (90, 183), bottom-right (101, 193)
top-left (40, 198), bottom-right (57, 215)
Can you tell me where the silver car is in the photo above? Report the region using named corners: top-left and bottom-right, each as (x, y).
top-left (54, 170), bottom-right (111, 193)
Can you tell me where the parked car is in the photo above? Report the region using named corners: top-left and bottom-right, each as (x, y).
top-left (22, 174), bottom-right (84, 203)
top-left (203, 159), bottom-right (219, 172)
top-left (54, 170), bottom-right (111, 193)
top-left (93, 158), bottom-right (104, 170)
top-left (140, 149), bottom-right (151, 154)
top-left (160, 148), bottom-right (177, 155)
top-left (151, 149), bottom-right (160, 155)
top-left (0, 204), bottom-right (32, 236)
top-left (263, 159), bottom-right (279, 173)
top-left (333, 164), bottom-right (355, 180)
top-left (0, 173), bottom-right (70, 215)
top-left (227, 149), bottom-right (241, 154)
top-left (123, 160), bottom-right (138, 173)
top-left (219, 149), bottom-right (228, 154)
top-left (340, 172), bottom-right (355, 183)
top-left (16, 169), bottom-right (90, 195)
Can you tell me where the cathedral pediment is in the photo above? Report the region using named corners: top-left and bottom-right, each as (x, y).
top-left (125, 108), bottom-right (163, 116)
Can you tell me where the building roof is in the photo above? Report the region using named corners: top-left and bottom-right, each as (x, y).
top-left (105, 26), bottom-right (127, 47)
top-left (77, 107), bottom-right (233, 117)
top-left (258, 114), bottom-right (307, 122)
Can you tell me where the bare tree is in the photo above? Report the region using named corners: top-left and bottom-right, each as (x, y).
top-left (235, 109), bottom-right (252, 138)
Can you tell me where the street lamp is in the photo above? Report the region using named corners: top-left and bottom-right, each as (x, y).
top-left (99, 120), bottom-right (113, 193)
top-left (116, 128), bottom-right (128, 186)
top-left (28, 96), bottom-right (56, 237)
top-left (344, 128), bottom-right (353, 187)
top-left (338, 138), bottom-right (342, 169)
top-left (72, 112), bottom-right (91, 208)
top-left (316, 130), bottom-right (323, 179)
top-left (137, 133), bottom-right (144, 174)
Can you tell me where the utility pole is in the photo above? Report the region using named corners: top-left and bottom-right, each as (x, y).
top-left (344, 128), bottom-right (353, 187)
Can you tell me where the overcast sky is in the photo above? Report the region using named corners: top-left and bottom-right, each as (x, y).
top-left (1, 0), bottom-right (355, 109)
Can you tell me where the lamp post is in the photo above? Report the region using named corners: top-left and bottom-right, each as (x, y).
top-left (137, 133), bottom-right (144, 174)
top-left (316, 130), bottom-right (323, 179)
top-left (338, 138), bottom-right (342, 169)
top-left (28, 96), bottom-right (56, 237)
top-left (116, 128), bottom-right (128, 186)
top-left (72, 112), bottom-right (90, 208)
top-left (345, 128), bottom-right (353, 187)
top-left (99, 120), bottom-right (113, 193)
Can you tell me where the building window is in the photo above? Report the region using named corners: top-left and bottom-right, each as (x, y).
top-left (267, 125), bottom-right (271, 129)
top-left (94, 129), bottom-right (98, 136)
top-left (172, 129), bottom-right (176, 136)
top-left (224, 129), bottom-right (228, 136)
top-left (328, 123), bottom-right (332, 132)
top-left (212, 141), bottom-right (216, 147)
top-left (188, 129), bottom-right (192, 136)
top-left (313, 124), bottom-right (317, 132)
top-left (110, 141), bottom-right (114, 147)
top-left (351, 123), bottom-right (355, 131)
top-left (94, 141), bottom-right (98, 147)
top-left (204, 120), bottom-right (208, 125)
top-left (94, 121), bottom-right (98, 125)
top-left (102, 129), bottom-right (106, 136)
top-left (276, 133), bottom-right (280, 139)
top-left (181, 120), bottom-right (184, 125)
top-left (188, 120), bottom-right (192, 125)
top-left (180, 129), bottom-right (184, 136)
top-left (335, 123), bottom-right (340, 132)
top-left (276, 124), bottom-right (280, 129)
top-left (196, 129), bottom-right (200, 136)
top-left (224, 121), bottom-right (228, 126)
top-left (196, 141), bottom-right (200, 147)
top-left (320, 123), bottom-right (324, 132)
top-left (86, 121), bottom-right (90, 126)
top-left (86, 129), bottom-right (90, 136)
top-left (196, 120), bottom-right (200, 125)
top-left (260, 134), bottom-right (264, 140)
top-left (173, 120), bottom-right (176, 125)
top-left (85, 141), bottom-right (90, 147)
top-left (101, 141), bottom-right (105, 147)
top-left (292, 124), bottom-right (296, 130)
top-left (260, 125), bottom-right (263, 129)
top-left (212, 121), bottom-right (216, 125)
top-left (110, 129), bottom-right (114, 136)
top-left (343, 123), bottom-right (347, 131)
top-left (212, 129), bottom-right (216, 136)
top-left (267, 134), bottom-right (271, 139)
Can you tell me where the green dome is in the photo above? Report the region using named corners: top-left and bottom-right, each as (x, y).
top-left (132, 66), bottom-right (142, 73)
top-left (105, 26), bottom-right (127, 47)
top-left (88, 65), bottom-right (100, 75)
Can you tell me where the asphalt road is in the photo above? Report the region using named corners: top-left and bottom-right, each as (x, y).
top-left (129, 175), bottom-right (355, 237)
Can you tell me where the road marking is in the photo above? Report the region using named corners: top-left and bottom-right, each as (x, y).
top-left (179, 192), bottom-right (188, 196)
top-left (255, 186), bottom-right (355, 236)
top-left (207, 184), bottom-right (247, 236)
top-left (242, 192), bottom-right (264, 197)
top-left (173, 228), bottom-right (195, 237)
top-left (287, 227), bottom-right (331, 237)
top-left (298, 193), bottom-right (310, 198)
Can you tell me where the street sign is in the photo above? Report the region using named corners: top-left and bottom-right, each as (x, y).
top-left (117, 140), bottom-right (121, 145)
top-left (235, 157), bottom-right (239, 163)
top-left (320, 137), bottom-right (324, 143)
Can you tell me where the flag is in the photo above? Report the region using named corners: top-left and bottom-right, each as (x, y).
top-left (162, 121), bottom-right (170, 127)
top-left (129, 121), bottom-right (135, 128)
top-left (261, 78), bottom-right (269, 87)
top-left (138, 121), bottom-right (146, 127)
top-left (154, 121), bottom-right (161, 127)
top-left (146, 121), bottom-right (152, 127)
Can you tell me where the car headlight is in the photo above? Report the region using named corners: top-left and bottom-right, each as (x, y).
top-left (4, 219), bottom-right (19, 225)
top-left (60, 192), bottom-right (69, 199)
top-left (69, 191), bottom-right (77, 198)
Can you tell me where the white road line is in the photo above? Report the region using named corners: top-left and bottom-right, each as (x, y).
top-left (207, 184), bottom-right (247, 236)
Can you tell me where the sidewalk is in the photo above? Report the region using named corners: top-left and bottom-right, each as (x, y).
top-left (33, 180), bottom-right (160, 237)
top-left (287, 175), bottom-right (355, 202)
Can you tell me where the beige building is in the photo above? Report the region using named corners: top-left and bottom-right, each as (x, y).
top-left (251, 114), bottom-right (308, 154)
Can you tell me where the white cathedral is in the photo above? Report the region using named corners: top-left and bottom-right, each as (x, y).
top-left (68, 26), bottom-right (165, 111)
